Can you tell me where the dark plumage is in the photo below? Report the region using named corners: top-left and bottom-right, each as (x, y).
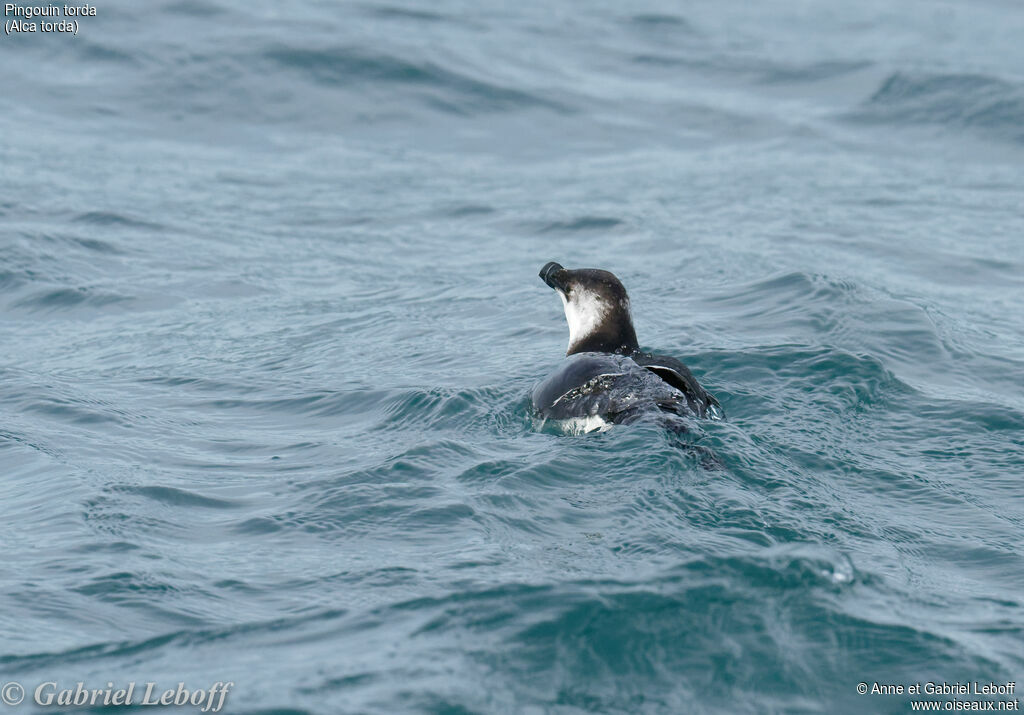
top-left (533, 262), bottom-right (722, 427)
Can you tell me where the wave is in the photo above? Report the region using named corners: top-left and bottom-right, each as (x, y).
top-left (364, 5), bottom-right (449, 23)
top-left (109, 484), bottom-right (242, 509)
top-left (336, 555), bottom-right (1000, 712)
top-left (73, 211), bottom-right (164, 231)
top-left (75, 40), bottom-right (142, 66)
top-left (262, 45), bottom-right (568, 116)
top-left (847, 72), bottom-right (1024, 144)
top-left (758, 59), bottom-right (872, 84)
top-left (0, 606), bottom-right (349, 672)
top-left (536, 216), bottom-right (624, 233)
top-left (628, 13), bottom-right (698, 35)
top-left (12, 286), bottom-right (131, 311)
top-left (629, 52), bottom-right (870, 87)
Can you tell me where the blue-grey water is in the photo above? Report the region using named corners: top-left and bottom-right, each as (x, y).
top-left (2, 1), bottom-right (1023, 713)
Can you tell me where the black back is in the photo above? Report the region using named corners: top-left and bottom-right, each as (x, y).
top-left (539, 261), bottom-right (724, 420)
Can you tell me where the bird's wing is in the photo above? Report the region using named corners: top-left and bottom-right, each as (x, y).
top-left (631, 352), bottom-right (722, 415)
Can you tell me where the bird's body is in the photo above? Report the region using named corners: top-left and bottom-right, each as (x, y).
top-left (533, 262), bottom-right (722, 430)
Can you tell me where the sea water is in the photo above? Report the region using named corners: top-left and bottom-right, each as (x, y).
top-left (1, 1), bottom-right (1022, 712)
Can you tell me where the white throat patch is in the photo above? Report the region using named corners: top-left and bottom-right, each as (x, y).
top-left (559, 289), bottom-right (609, 354)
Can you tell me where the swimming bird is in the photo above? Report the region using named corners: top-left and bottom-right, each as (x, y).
top-left (533, 262), bottom-right (722, 432)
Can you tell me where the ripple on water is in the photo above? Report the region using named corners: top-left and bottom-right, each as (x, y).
top-left (261, 45), bottom-right (569, 115)
top-left (846, 72), bottom-right (1024, 144)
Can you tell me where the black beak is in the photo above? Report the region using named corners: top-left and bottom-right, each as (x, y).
top-left (539, 261), bottom-right (568, 291)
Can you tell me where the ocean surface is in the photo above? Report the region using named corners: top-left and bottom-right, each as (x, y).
top-left (2, 1), bottom-right (1023, 712)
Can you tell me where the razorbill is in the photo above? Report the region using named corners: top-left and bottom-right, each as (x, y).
top-left (533, 261), bottom-right (723, 432)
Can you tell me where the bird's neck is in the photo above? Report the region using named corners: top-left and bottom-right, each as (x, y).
top-left (567, 324), bottom-right (639, 356)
